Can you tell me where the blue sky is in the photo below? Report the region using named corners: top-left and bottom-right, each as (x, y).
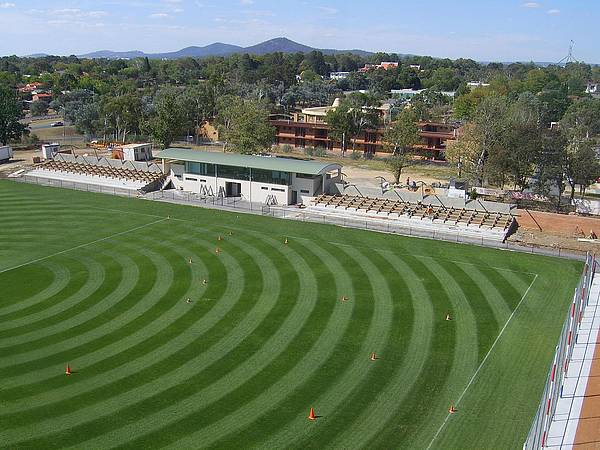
top-left (0, 0), bottom-right (595, 62)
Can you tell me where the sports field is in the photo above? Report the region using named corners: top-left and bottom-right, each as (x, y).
top-left (0, 180), bottom-right (582, 449)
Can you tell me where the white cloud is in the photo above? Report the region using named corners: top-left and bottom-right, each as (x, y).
top-left (522, 2), bottom-right (541, 8)
top-left (547, 9), bottom-right (560, 15)
top-left (150, 12), bottom-right (171, 19)
top-left (0, 2), bottom-right (15, 8)
top-left (240, 0), bottom-right (254, 4)
top-left (316, 6), bottom-right (338, 14)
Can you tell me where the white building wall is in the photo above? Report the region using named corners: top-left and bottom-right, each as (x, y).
top-left (171, 171), bottom-right (289, 205)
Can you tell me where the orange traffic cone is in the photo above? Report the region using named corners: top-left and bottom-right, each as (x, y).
top-left (448, 404), bottom-right (456, 414)
top-left (445, 313), bottom-right (451, 321)
top-left (370, 352), bottom-right (377, 361)
top-left (308, 407), bottom-right (317, 420)
top-left (284, 238), bottom-right (288, 245)
top-left (65, 364), bottom-right (71, 376)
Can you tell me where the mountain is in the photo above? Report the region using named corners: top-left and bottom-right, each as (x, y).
top-left (150, 42), bottom-right (243, 59)
top-left (75, 37), bottom-right (373, 60)
top-left (78, 50), bottom-right (147, 59)
top-left (242, 37), bottom-right (315, 55)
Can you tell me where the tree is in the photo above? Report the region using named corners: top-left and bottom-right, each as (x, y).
top-left (410, 90), bottom-right (452, 121)
top-left (498, 93), bottom-right (543, 190)
top-left (180, 84), bottom-right (215, 144)
top-left (535, 130), bottom-right (568, 210)
top-left (146, 88), bottom-right (189, 148)
top-left (325, 102), bottom-right (354, 157)
top-left (345, 93), bottom-right (381, 151)
top-left (565, 139), bottom-right (600, 200)
top-left (561, 98), bottom-right (600, 139)
top-left (215, 97), bottom-right (274, 154)
top-left (383, 110), bottom-right (420, 183)
top-left (0, 85), bottom-right (26, 145)
top-left (471, 96), bottom-right (510, 185)
top-left (73, 102), bottom-right (100, 138)
top-left (30, 100), bottom-right (49, 117)
top-left (425, 67), bottom-right (461, 91)
top-left (452, 87), bottom-right (491, 120)
top-left (445, 123), bottom-right (482, 180)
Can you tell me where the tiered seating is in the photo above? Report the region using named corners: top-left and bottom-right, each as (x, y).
top-left (312, 194), bottom-right (515, 232)
top-left (42, 160), bottom-right (165, 185)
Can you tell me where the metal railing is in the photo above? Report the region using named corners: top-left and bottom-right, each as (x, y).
top-left (523, 253), bottom-right (597, 449)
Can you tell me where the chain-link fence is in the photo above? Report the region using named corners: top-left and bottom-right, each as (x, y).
top-left (523, 253), bottom-right (597, 449)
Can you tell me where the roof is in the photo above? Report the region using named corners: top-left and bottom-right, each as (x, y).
top-left (122, 143), bottom-right (151, 149)
top-left (155, 148), bottom-right (342, 176)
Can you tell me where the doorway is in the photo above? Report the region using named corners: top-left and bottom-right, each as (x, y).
top-left (226, 181), bottom-right (241, 197)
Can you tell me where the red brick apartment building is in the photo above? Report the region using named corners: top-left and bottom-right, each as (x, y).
top-left (270, 105), bottom-right (458, 159)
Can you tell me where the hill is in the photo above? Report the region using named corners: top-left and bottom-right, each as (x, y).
top-left (76, 37), bottom-right (373, 59)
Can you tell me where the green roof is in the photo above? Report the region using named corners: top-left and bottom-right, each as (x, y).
top-left (155, 148), bottom-right (341, 176)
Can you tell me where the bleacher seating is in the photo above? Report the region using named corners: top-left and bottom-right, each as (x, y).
top-left (312, 194), bottom-right (515, 232)
top-left (39, 159), bottom-right (165, 187)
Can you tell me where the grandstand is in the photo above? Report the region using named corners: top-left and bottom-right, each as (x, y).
top-left (26, 154), bottom-right (167, 192)
top-left (309, 193), bottom-right (517, 240)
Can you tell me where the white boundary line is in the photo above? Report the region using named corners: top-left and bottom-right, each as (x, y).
top-left (0, 218), bottom-right (168, 275)
top-left (425, 273), bottom-right (539, 450)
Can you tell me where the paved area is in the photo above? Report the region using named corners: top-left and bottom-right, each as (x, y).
top-left (546, 271), bottom-right (600, 449)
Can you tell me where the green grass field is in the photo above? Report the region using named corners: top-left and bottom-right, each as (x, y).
top-left (0, 179), bottom-right (582, 449)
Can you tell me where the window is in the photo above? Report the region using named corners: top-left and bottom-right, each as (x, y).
top-left (216, 164), bottom-right (250, 181)
top-left (300, 189), bottom-right (309, 194)
top-left (271, 188), bottom-right (285, 192)
top-left (185, 161), bottom-right (215, 176)
top-left (252, 168), bottom-right (291, 185)
top-left (261, 187), bottom-right (268, 190)
top-left (295, 173), bottom-right (317, 179)
top-left (185, 176), bottom-right (198, 181)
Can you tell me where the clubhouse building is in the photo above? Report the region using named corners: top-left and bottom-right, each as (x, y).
top-left (154, 148), bottom-right (342, 206)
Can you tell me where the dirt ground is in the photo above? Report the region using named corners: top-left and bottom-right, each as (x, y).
top-left (511, 209), bottom-right (600, 254)
top-left (574, 329), bottom-right (600, 450)
top-left (341, 165), bottom-right (446, 190)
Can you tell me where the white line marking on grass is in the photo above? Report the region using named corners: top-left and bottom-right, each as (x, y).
top-left (0, 218), bottom-right (168, 275)
top-left (425, 273), bottom-right (538, 450)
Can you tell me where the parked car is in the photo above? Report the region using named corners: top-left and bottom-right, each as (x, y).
top-left (50, 121), bottom-right (64, 127)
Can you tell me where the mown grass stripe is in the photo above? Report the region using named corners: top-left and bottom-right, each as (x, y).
top-left (173, 236), bottom-right (359, 450)
top-left (1, 229), bottom-right (270, 447)
top-left (0, 248), bottom-right (138, 380)
top-left (0, 236), bottom-right (213, 416)
top-left (0, 261), bottom-right (68, 316)
top-left (330, 250), bottom-right (434, 449)
top-left (287, 245), bottom-right (396, 449)
top-left (75, 230), bottom-right (314, 449)
top-left (211, 237), bottom-right (355, 450)
top-left (0, 256), bottom-right (103, 332)
top-left (403, 259), bottom-right (480, 448)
